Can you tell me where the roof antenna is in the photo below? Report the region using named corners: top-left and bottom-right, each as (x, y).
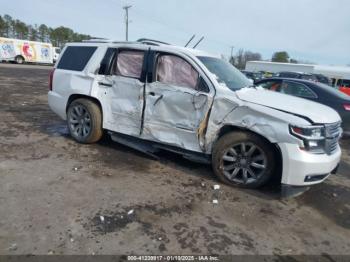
top-left (184, 34), bottom-right (196, 47)
top-left (193, 36), bottom-right (204, 49)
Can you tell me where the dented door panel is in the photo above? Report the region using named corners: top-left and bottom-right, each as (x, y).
top-left (101, 75), bottom-right (144, 137)
top-left (142, 82), bottom-right (211, 152)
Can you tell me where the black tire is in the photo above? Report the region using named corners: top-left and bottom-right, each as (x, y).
top-left (212, 131), bottom-right (276, 189)
top-left (67, 99), bottom-right (103, 144)
top-left (15, 56), bottom-right (24, 64)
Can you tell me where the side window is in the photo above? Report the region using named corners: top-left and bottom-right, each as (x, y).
top-left (258, 81), bottom-right (282, 92)
top-left (281, 81), bottom-right (316, 98)
top-left (156, 54), bottom-right (199, 90)
top-left (113, 50), bottom-right (144, 78)
top-left (57, 46), bottom-right (97, 71)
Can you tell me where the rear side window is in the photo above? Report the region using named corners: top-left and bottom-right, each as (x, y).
top-left (57, 46), bottom-right (97, 71)
top-left (156, 54), bottom-right (199, 89)
top-left (281, 81), bottom-right (316, 98)
top-left (113, 50), bottom-right (144, 78)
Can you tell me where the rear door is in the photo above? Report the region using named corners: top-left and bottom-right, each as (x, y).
top-left (141, 50), bottom-right (213, 152)
top-left (98, 48), bottom-right (148, 136)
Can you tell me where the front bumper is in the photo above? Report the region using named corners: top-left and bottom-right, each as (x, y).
top-left (278, 143), bottom-right (341, 186)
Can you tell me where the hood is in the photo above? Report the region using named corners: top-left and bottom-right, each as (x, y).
top-left (236, 88), bottom-right (341, 124)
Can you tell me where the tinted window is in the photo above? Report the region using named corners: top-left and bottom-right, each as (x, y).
top-left (340, 79), bottom-right (350, 88)
top-left (156, 54), bottom-right (199, 89)
top-left (57, 46), bottom-right (97, 71)
top-left (281, 81), bottom-right (316, 98)
top-left (279, 72), bottom-right (297, 78)
top-left (258, 80), bottom-right (282, 91)
top-left (198, 56), bottom-right (251, 91)
top-left (113, 50), bottom-right (144, 78)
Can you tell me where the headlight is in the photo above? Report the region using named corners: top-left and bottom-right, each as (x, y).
top-left (290, 125), bottom-right (326, 153)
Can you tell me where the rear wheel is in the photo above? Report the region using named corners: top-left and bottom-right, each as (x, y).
top-left (15, 56), bottom-right (24, 64)
top-left (67, 99), bottom-right (103, 143)
top-left (212, 131), bottom-right (276, 189)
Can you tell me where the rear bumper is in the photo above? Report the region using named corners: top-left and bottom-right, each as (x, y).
top-left (278, 143), bottom-right (341, 186)
top-left (48, 91), bottom-right (67, 120)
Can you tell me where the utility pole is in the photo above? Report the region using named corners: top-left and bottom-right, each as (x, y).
top-left (230, 46), bottom-right (235, 64)
top-left (230, 46), bottom-right (234, 59)
top-left (123, 5), bottom-right (132, 41)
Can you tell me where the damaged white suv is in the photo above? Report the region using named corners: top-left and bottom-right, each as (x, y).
top-left (48, 39), bottom-right (342, 197)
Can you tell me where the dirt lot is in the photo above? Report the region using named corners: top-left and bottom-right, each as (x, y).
top-left (0, 63), bottom-right (349, 256)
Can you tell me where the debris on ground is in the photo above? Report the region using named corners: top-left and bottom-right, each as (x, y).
top-left (332, 193), bottom-right (338, 197)
top-left (127, 209), bottom-right (134, 215)
top-left (213, 185), bottom-right (220, 190)
top-left (212, 199), bottom-right (218, 204)
top-left (100, 216), bottom-right (105, 222)
top-left (8, 243), bottom-right (17, 251)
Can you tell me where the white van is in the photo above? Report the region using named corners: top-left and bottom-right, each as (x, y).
top-left (0, 37), bottom-right (60, 64)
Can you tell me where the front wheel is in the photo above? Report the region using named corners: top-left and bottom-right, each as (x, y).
top-left (67, 99), bottom-right (103, 143)
top-left (212, 131), bottom-right (276, 189)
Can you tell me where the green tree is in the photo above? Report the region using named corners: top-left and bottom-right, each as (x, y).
top-left (13, 19), bottom-right (29, 39)
top-left (3, 14), bottom-right (13, 37)
top-left (28, 24), bottom-right (39, 41)
top-left (38, 24), bottom-right (49, 42)
top-left (0, 15), bottom-right (6, 36)
top-left (0, 14), bottom-right (92, 46)
top-left (271, 51), bottom-right (290, 63)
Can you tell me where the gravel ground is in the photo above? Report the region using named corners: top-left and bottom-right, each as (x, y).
top-left (0, 63), bottom-right (349, 256)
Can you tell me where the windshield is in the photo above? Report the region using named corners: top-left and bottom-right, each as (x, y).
top-left (198, 56), bottom-right (251, 91)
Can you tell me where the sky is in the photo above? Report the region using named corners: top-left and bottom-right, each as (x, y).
top-left (1, 0), bottom-right (349, 65)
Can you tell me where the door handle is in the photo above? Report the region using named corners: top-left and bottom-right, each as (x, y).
top-left (98, 82), bottom-right (113, 87)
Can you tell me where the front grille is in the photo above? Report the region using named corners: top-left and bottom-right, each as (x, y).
top-left (325, 122), bottom-right (342, 155)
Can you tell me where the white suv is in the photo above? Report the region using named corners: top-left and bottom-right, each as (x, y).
top-left (48, 39), bottom-right (342, 197)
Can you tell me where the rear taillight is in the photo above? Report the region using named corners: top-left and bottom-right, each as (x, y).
top-left (49, 69), bottom-right (55, 91)
top-left (344, 104), bottom-right (350, 111)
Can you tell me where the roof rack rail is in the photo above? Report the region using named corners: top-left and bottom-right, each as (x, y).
top-left (82, 38), bottom-right (114, 43)
top-left (137, 38), bottom-right (170, 46)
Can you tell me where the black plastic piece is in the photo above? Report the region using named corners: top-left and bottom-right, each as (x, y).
top-left (281, 184), bottom-right (310, 199)
top-left (98, 48), bottom-right (117, 75)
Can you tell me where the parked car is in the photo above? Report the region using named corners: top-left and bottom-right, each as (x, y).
top-left (241, 70), bottom-right (263, 83)
top-left (48, 40), bottom-right (342, 197)
top-left (313, 73), bottom-right (331, 85)
top-left (275, 71), bottom-right (317, 82)
top-left (337, 79), bottom-right (350, 96)
top-left (256, 78), bottom-right (350, 134)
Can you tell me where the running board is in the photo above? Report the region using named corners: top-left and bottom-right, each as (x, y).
top-left (110, 132), bottom-right (160, 160)
top-left (108, 131), bottom-right (211, 164)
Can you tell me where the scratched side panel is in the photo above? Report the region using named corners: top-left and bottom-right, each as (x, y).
top-left (204, 96), bottom-right (311, 154)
